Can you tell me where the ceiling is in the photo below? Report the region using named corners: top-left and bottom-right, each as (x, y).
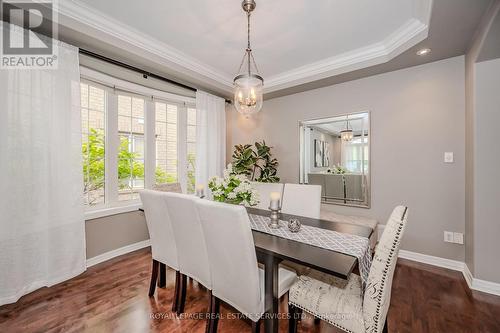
top-left (53, 0), bottom-right (493, 99)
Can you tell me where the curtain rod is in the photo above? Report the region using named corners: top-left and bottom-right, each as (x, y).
top-left (79, 49), bottom-right (232, 104)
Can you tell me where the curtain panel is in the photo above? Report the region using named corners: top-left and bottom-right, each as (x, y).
top-left (195, 91), bottom-right (226, 192)
top-left (0, 26), bottom-right (86, 305)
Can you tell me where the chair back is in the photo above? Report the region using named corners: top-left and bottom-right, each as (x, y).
top-left (281, 183), bottom-right (322, 219)
top-left (363, 206), bottom-right (408, 333)
top-left (196, 200), bottom-right (262, 322)
top-left (250, 181), bottom-right (284, 210)
top-left (154, 182), bottom-right (182, 193)
top-left (164, 193), bottom-right (211, 289)
top-left (139, 190), bottom-right (178, 270)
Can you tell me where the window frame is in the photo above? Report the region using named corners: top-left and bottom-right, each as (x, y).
top-left (80, 67), bottom-right (196, 219)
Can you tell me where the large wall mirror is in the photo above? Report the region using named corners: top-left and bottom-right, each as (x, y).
top-left (299, 112), bottom-right (370, 208)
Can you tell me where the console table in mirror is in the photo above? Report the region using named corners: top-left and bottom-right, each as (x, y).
top-left (299, 112), bottom-right (370, 208)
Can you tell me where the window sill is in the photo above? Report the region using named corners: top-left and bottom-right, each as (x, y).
top-left (85, 202), bottom-right (143, 221)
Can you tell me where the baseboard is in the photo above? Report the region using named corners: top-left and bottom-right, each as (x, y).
top-left (86, 239), bottom-right (151, 268)
top-left (463, 264), bottom-right (500, 296)
top-left (398, 249), bottom-right (500, 297)
top-left (398, 249), bottom-right (465, 272)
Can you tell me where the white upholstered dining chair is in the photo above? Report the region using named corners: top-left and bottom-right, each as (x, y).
top-left (287, 206), bottom-right (408, 333)
top-left (139, 190), bottom-right (180, 311)
top-left (281, 183), bottom-right (322, 219)
top-left (250, 181), bottom-right (284, 210)
top-left (196, 200), bottom-right (297, 333)
top-left (163, 192), bottom-right (211, 315)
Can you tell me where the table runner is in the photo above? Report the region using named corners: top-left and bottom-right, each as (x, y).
top-left (249, 214), bottom-right (372, 287)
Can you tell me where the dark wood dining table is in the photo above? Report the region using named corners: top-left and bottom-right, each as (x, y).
top-left (247, 207), bottom-right (373, 333)
top-left (147, 206), bottom-right (373, 333)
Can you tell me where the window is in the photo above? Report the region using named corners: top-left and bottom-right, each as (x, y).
top-left (186, 107), bottom-right (197, 194)
top-left (81, 82), bottom-right (106, 206)
top-left (155, 102), bottom-right (178, 185)
top-left (117, 95), bottom-right (145, 201)
top-left (80, 70), bottom-right (197, 210)
top-left (341, 136), bottom-right (369, 173)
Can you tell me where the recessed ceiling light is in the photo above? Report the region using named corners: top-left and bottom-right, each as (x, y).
top-left (417, 48), bottom-right (431, 56)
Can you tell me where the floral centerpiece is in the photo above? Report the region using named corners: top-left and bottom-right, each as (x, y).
top-left (327, 164), bottom-right (348, 174)
top-left (208, 164), bottom-right (260, 206)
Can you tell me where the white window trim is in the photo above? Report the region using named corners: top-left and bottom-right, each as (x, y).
top-left (82, 68), bottom-right (196, 220)
top-left (84, 202), bottom-right (143, 220)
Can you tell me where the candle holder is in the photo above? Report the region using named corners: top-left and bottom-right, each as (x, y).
top-left (268, 207), bottom-right (281, 229)
top-left (195, 189), bottom-right (205, 199)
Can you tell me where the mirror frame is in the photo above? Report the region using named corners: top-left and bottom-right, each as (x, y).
top-left (298, 111), bottom-right (371, 209)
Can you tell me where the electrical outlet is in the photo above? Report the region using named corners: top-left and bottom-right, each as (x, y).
top-left (453, 232), bottom-right (464, 245)
top-left (444, 231), bottom-right (454, 243)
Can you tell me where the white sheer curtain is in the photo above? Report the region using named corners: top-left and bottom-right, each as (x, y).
top-left (0, 28), bottom-right (85, 305)
top-left (195, 91), bottom-right (226, 190)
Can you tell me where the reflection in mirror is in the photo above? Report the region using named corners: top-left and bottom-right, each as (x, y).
top-left (299, 112), bottom-right (370, 208)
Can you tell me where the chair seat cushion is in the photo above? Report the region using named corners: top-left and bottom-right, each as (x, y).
top-left (289, 270), bottom-right (365, 333)
top-left (259, 266), bottom-right (298, 299)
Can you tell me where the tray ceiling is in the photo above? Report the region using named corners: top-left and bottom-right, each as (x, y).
top-left (58, 0), bottom-right (432, 93)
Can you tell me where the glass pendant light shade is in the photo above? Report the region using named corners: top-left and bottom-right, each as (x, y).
top-left (341, 115), bottom-right (353, 141)
top-left (340, 129), bottom-right (354, 142)
top-left (233, 0), bottom-right (264, 116)
top-left (234, 73), bottom-right (263, 116)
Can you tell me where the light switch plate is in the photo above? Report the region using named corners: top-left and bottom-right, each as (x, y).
top-left (444, 152), bottom-right (454, 163)
top-left (453, 232), bottom-right (464, 245)
top-left (444, 231), bottom-right (454, 243)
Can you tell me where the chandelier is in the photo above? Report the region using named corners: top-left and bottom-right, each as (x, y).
top-left (340, 116), bottom-right (354, 142)
top-left (233, 0), bottom-right (264, 116)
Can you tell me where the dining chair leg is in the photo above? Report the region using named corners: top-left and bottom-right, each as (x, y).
top-left (383, 317), bottom-right (389, 333)
top-left (158, 263), bottom-right (167, 288)
top-left (251, 319), bottom-right (261, 333)
top-left (172, 270), bottom-right (181, 312)
top-left (176, 273), bottom-right (187, 315)
top-left (207, 294), bottom-right (220, 333)
top-left (148, 259), bottom-right (159, 297)
top-left (288, 303), bottom-right (301, 333)
top-left (205, 290), bottom-right (213, 333)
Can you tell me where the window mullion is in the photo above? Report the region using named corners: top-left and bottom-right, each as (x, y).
top-left (145, 99), bottom-right (155, 189)
top-left (106, 92), bottom-right (119, 204)
top-left (178, 103), bottom-right (188, 193)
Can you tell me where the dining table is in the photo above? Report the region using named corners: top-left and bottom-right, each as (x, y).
top-left (247, 207), bottom-right (373, 333)
top-left (149, 206), bottom-right (373, 333)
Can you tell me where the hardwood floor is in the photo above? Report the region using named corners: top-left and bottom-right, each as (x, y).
top-left (1, 248), bottom-right (499, 333)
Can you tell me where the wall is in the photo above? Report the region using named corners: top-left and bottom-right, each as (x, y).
top-left (465, 0), bottom-right (500, 281)
top-left (85, 211), bottom-right (149, 259)
top-left (227, 56), bottom-right (466, 261)
top-left (473, 58), bottom-right (500, 282)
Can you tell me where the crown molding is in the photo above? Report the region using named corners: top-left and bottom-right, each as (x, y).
top-left (57, 0), bottom-right (234, 89)
top-left (58, 0), bottom-right (432, 95)
top-left (263, 17), bottom-right (430, 92)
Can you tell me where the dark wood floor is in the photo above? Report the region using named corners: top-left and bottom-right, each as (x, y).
top-left (1, 248), bottom-right (499, 333)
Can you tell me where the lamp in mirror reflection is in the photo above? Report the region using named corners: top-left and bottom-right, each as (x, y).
top-left (233, 0), bottom-right (264, 117)
top-left (340, 116), bottom-right (354, 141)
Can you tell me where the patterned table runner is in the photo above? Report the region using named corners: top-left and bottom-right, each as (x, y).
top-left (249, 214), bottom-right (372, 287)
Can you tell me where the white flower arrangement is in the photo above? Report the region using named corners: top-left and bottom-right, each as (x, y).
top-left (208, 164), bottom-right (260, 206)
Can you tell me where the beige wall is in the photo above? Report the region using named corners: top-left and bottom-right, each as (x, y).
top-left (465, 1), bottom-right (500, 281)
top-left (227, 56), bottom-right (466, 261)
top-left (473, 58), bottom-right (500, 283)
top-left (85, 211), bottom-right (149, 259)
